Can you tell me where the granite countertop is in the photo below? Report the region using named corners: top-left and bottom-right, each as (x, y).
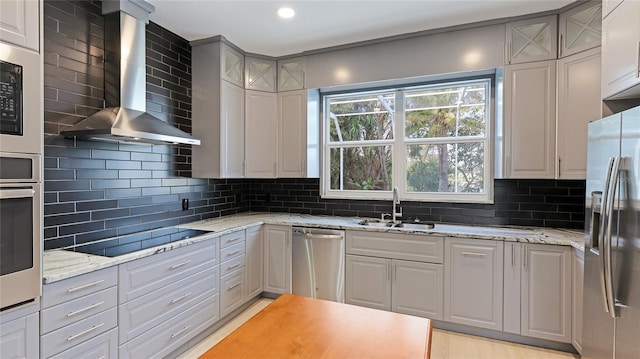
top-left (43, 212), bottom-right (585, 284)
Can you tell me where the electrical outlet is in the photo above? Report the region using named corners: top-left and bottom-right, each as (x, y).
top-left (181, 198), bottom-right (189, 211)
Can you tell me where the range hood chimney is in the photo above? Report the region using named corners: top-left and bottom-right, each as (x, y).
top-left (61, 0), bottom-right (200, 146)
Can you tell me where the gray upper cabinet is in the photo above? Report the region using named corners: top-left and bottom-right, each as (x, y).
top-left (559, 1), bottom-right (602, 58)
top-left (245, 57), bottom-right (277, 92)
top-left (602, 0), bottom-right (624, 19)
top-left (222, 43), bottom-right (244, 87)
top-left (601, 0), bottom-right (640, 99)
top-left (521, 243), bottom-right (572, 343)
top-left (278, 57), bottom-right (306, 91)
top-left (444, 237), bottom-right (504, 331)
top-left (0, 0), bottom-right (39, 51)
top-left (506, 15), bottom-right (558, 64)
top-left (503, 60), bottom-right (557, 179)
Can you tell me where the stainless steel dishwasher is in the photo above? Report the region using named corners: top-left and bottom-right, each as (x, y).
top-left (292, 227), bottom-right (345, 302)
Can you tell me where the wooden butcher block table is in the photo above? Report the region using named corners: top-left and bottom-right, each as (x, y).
top-left (200, 294), bottom-right (433, 358)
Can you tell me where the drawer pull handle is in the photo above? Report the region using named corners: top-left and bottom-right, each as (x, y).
top-left (225, 237), bottom-right (240, 244)
top-left (66, 323), bottom-right (104, 342)
top-left (226, 250), bottom-right (241, 257)
top-left (228, 282), bottom-right (242, 290)
top-left (170, 324), bottom-right (192, 339)
top-left (66, 301), bottom-right (105, 317)
top-left (170, 292), bottom-right (192, 304)
top-left (170, 260), bottom-right (191, 270)
top-left (227, 263), bottom-right (242, 270)
top-left (461, 251), bottom-right (486, 258)
top-left (98, 357), bottom-right (105, 359)
top-left (67, 280), bottom-right (105, 293)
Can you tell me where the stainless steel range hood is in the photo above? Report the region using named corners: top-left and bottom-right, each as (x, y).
top-left (61, 0), bottom-right (200, 146)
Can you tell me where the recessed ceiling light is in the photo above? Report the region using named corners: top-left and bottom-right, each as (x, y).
top-left (277, 7), bottom-right (295, 19)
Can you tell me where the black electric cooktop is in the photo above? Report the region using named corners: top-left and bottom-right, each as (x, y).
top-left (67, 226), bottom-right (214, 257)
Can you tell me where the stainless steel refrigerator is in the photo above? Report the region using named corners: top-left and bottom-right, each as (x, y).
top-left (583, 105), bottom-right (640, 359)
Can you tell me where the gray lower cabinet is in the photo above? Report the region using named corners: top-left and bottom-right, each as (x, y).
top-left (245, 225), bottom-right (264, 299)
top-left (0, 305), bottom-right (39, 359)
top-left (49, 328), bottom-right (117, 359)
top-left (392, 260), bottom-right (444, 320)
top-left (521, 243), bottom-right (572, 343)
top-left (345, 255), bottom-right (391, 311)
top-left (117, 237), bottom-right (220, 358)
top-left (118, 294), bottom-right (220, 359)
top-left (505, 242), bottom-right (572, 343)
top-left (220, 268), bottom-right (246, 317)
top-left (263, 225), bottom-right (292, 294)
top-left (444, 237), bottom-right (504, 331)
top-left (345, 230), bottom-right (444, 320)
top-left (40, 267), bottom-right (118, 358)
top-left (572, 248), bottom-right (584, 353)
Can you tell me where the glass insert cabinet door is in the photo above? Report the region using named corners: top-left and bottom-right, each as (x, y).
top-left (559, 1), bottom-right (602, 58)
top-left (506, 15), bottom-right (558, 64)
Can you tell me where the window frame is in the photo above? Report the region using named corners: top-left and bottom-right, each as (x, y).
top-left (321, 77), bottom-right (494, 203)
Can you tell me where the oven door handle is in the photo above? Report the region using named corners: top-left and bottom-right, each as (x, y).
top-left (0, 188), bottom-right (35, 199)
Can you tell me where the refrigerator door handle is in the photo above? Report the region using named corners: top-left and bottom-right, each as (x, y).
top-left (598, 157), bottom-right (616, 313)
top-left (604, 156), bottom-right (622, 318)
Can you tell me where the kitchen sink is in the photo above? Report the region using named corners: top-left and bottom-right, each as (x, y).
top-left (358, 219), bottom-right (394, 227)
top-left (393, 222), bottom-right (435, 230)
top-left (358, 219), bottom-right (435, 230)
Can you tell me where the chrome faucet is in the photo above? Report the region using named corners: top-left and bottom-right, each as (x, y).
top-left (392, 186), bottom-right (402, 223)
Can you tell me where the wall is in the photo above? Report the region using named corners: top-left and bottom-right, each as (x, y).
top-left (249, 178), bottom-right (585, 229)
top-left (42, 0), bottom-right (249, 255)
top-left (304, 23), bottom-right (506, 89)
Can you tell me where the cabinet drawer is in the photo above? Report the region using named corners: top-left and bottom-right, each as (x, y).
top-left (118, 238), bottom-right (218, 302)
top-left (220, 268), bottom-right (245, 318)
top-left (41, 307), bottom-right (117, 358)
top-left (220, 230), bottom-right (245, 249)
top-left (220, 254), bottom-right (245, 277)
top-left (118, 265), bottom-right (219, 344)
top-left (220, 241), bottom-right (244, 262)
top-left (118, 294), bottom-right (219, 359)
top-left (346, 230), bottom-right (444, 263)
top-left (41, 286), bottom-right (117, 335)
top-left (42, 267), bottom-right (117, 309)
top-left (48, 328), bottom-right (117, 359)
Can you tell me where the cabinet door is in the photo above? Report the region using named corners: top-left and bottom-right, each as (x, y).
top-left (392, 260), bottom-right (443, 320)
top-left (220, 80), bottom-right (245, 178)
top-left (245, 226), bottom-right (264, 299)
top-left (557, 47), bottom-right (601, 179)
top-left (245, 90), bottom-right (277, 178)
top-left (503, 242), bottom-right (522, 335)
top-left (263, 225), bottom-right (292, 294)
top-left (602, 0), bottom-right (623, 19)
top-left (0, 0), bottom-right (39, 51)
top-left (0, 312), bottom-right (38, 359)
top-left (572, 248), bottom-right (584, 354)
top-left (521, 244), bottom-right (572, 343)
top-left (220, 268), bottom-right (245, 318)
top-left (278, 57), bottom-right (305, 91)
top-left (245, 57), bottom-right (276, 92)
top-left (559, 1), bottom-right (602, 58)
top-left (601, 0), bottom-right (640, 99)
top-left (278, 90), bottom-right (307, 178)
top-left (506, 15), bottom-right (558, 64)
top-left (221, 43), bottom-right (244, 87)
top-left (345, 255), bottom-right (391, 311)
top-left (444, 238), bottom-right (503, 331)
top-left (504, 60), bottom-right (556, 178)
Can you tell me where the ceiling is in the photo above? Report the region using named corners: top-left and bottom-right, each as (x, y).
top-left (147, 0), bottom-right (575, 57)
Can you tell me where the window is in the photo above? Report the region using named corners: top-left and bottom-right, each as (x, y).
top-left (322, 79), bottom-right (492, 203)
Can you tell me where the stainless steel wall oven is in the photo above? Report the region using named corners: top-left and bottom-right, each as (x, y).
top-left (0, 152), bottom-right (41, 311)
